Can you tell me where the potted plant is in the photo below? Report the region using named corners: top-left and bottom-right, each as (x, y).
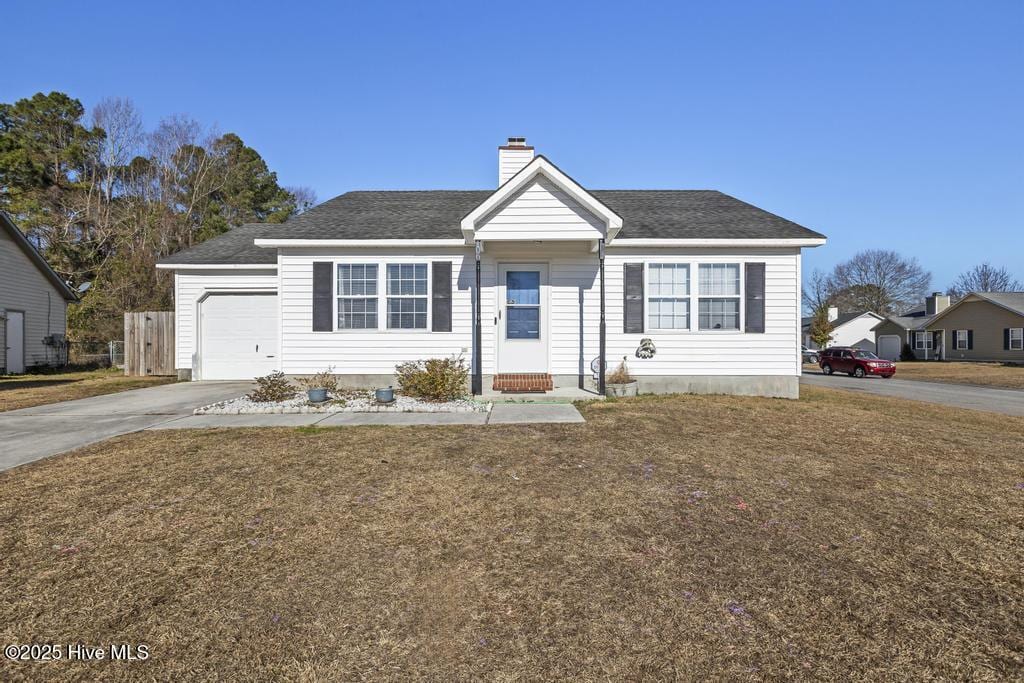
top-left (299, 367), bottom-right (338, 403)
top-left (605, 357), bottom-right (638, 397)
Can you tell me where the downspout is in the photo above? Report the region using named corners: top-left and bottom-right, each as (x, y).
top-left (473, 240), bottom-right (482, 395)
top-left (598, 238), bottom-right (606, 396)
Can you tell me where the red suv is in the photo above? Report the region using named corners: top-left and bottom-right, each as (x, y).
top-left (819, 347), bottom-right (896, 378)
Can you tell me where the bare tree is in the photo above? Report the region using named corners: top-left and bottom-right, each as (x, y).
top-left (947, 263), bottom-right (1022, 299)
top-left (828, 250), bottom-right (931, 315)
top-left (802, 268), bottom-right (833, 314)
top-left (286, 185), bottom-right (317, 214)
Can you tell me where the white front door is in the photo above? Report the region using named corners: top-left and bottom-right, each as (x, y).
top-left (200, 293), bottom-right (279, 380)
top-left (6, 311), bottom-right (25, 373)
top-left (496, 264), bottom-right (549, 373)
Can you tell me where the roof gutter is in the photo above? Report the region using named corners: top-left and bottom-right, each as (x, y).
top-left (155, 263), bottom-right (278, 270)
top-left (609, 238), bottom-right (827, 248)
top-left (253, 239), bottom-right (468, 248)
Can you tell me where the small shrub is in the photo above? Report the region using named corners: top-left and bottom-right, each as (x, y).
top-left (248, 371), bottom-right (297, 403)
top-left (607, 357), bottom-right (634, 384)
top-left (899, 343), bottom-right (917, 362)
top-left (297, 367), bottom-right (339, 393)
top-left (395, 356), bottom-right (468, 401)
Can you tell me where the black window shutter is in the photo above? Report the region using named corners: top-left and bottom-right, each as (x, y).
top-left (967, 330), bottom-right (973, 350)
top-left (745, 262), bottom-right (766, 333)
top-left (1005, 328), bottom-right (1011, 351)
top-left (431, 261), bottom-right (452, 332)
top-left (312, 262), bottom-right (333, 332)
top-left (623, 263), bottom-right (644, 334)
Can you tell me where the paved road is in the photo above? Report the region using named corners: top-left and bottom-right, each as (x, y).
top-left (0, 381), bottom-right (253, 471)
top-left (801, 371), bottom-right (1024, 417)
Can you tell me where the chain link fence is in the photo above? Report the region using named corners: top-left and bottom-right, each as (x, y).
top-left (67, 341), bottom-right (124, 369)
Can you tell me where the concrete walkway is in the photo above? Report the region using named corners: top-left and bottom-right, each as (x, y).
top-left (801, 371), bottom-right (1024, 417)
top-left (150, 403), bottom-right (585, 429)
top-left (0, 381), bottom-right (254, 471)
top-left (0, 383), bottom-right (585, 472)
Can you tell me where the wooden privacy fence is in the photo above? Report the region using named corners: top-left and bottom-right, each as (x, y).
top-left (124, 311), bottom-right (175, 376)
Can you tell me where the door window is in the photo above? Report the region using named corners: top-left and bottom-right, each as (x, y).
top-left (506, 271), bottom-right (540, 339)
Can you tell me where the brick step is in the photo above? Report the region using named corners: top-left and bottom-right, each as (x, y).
top-left (492, 373), bottom-right (554, 393)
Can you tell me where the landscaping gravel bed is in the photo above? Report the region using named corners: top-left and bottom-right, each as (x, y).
top-left (194, 391), bottom-right (489, 415)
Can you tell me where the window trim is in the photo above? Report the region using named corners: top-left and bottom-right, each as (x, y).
top-left (385, 262), bottom-right (430, 331)
top-left (329, 259), bottom-right (433, 333)
top-left (914, 330), bottom-right (933, 350)
top-left (954, 329), bottom-right (968, 350)
top-left (645, 262), bottom-right (691, 332)
top-left (1011, 327), bottom-right (1024, 351)
top-left (335, 263), bottom-right (380, 331)
top-left (697, 262), bottom-right (743, 332)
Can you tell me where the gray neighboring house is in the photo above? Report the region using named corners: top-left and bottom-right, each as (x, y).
top-left (871, 293), bottom-right (949, 360)
top-left (0, 213), bottom-right (78, 373)
top-left (920, 291), bottom-right (1024, 362)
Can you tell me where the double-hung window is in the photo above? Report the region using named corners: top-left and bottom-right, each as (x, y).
top-left (337, 264), bottom-right (378, 329)
top-left (955, 329), bottom-right (969, 350)
top-left (698, 263), bottom-right (741, 330)
top-left (387, 263), bottom-right (428, 329)
top-left (1011, 328), bottom-right (1024, 350)
top-left (648, 264), bottom-right (690, 330)
top-left (914, 331), bottom-right (932, 350)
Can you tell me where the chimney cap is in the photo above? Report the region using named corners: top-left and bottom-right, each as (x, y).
top-left (499, 136), bottom-right (533, 150)
top-left (930, 291), bottom-right (944, 297)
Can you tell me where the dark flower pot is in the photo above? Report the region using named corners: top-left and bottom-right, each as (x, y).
top-left (375, 387), bottom-right (395, 403)
top-left (307, 388), bottom-right (328, 403)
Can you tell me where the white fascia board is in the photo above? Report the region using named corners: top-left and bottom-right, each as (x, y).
top-left (155, 263), bottom-right (278, 270)
top-left (253, 239), bottom-right (467, 248)
top-left (608, 238), bottom-right (827, 248)
top-left (460, 156), bottom-right (624, 242)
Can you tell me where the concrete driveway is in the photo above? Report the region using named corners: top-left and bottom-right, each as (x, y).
top-left (801, 371), bottom-right (1024, 417)
top-left (0, 381), bottom-right (252, 472)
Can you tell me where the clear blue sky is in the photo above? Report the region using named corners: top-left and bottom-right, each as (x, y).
top-left (4, 0), bottom-right (1022, 291)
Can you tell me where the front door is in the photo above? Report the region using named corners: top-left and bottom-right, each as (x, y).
top-left (6, 311), bottom-right (25, 373)
top-left (496, 264), bottom-right (548, 373)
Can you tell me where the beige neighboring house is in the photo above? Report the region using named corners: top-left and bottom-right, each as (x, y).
top-left (0, 213), bottom-right (78, 373)
top-left (871, 291), bottom-right (1024, 362)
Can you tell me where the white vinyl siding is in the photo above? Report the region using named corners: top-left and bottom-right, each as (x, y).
top-left (173, 269), bottom-right (279, 371)
top-left (0, 227), bottom-right (68, 369)
top-left (475, 175), bottom-right (605, 242)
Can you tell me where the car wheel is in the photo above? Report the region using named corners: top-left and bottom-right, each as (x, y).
top-left (854, 366), bottom-right (866, 378)
top-left (809, 354), bottom-right (819, 364)
top-left (822, 364), bottom-right (833, 375)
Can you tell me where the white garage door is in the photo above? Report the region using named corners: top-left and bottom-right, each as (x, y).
top-left (200, 293), bottom-right (279, 380)
top-left (877, 335), bottom-right (901, 361)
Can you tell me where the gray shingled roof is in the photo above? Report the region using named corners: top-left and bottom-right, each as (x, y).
top-left (974, 291), bottom-right (1024, 317)
top-left (159, 189), bottom-right (824, 265)
top-left (157, 224), bottom-right (280, 265)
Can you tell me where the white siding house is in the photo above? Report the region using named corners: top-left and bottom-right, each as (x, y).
top-left (1, 214), bottom-right (77, 373)
top-left (158, 139), bottom-right (825, 398)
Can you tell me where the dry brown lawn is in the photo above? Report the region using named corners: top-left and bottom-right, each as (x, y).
top-left (1, 386), bottom-right (1022, 680)
top-left (0, 368), bottom-right (174, 412)
top-left (892, 360), bottom-right (1024, 389)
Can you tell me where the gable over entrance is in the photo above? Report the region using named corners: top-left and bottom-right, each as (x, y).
top-left (461, 154), bottom-right (623, 245)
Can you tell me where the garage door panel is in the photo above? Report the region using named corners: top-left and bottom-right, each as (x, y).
top-left (201, 293), bottom-right (278, 380)
top-left (878, 335), bottom-right (901, 361)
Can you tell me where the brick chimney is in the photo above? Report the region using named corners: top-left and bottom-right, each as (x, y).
top-left (498, 137), bottom-right (534, 185)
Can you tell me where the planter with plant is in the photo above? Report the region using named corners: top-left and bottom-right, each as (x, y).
top-left (605, 357), bottom-right (638, 397)
top-left (297, 367), bottom-right (339, 403)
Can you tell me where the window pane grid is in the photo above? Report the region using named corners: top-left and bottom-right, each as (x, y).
top-left (649, 263), bottom-right (689, 297)
top-left (698, 298), bottom-right (740, 330)
top-left (386, 263), bottom-right (428, 329)
top-left (1011, 328), bottom-right (1023, 350)
top-left (648, 297), bottom-right (689, 330)
top-left (337, 264), bottom-right (378, 329)
top-left (387, 297), bottom-right (427, 330)
top-left (387, 263), bottom-right (427, 296)
top-left (699, 263), bottom-right (740, 296)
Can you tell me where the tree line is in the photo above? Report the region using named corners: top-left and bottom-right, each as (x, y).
top-left (803, 250), bottom-right (1021, 347)
top-left (0, 91), bottom-right (314, 341)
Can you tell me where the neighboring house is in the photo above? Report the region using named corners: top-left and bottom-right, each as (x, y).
top-left (156, 138), bottom-right (826, 398)
top-left (0, 213), bottom-right (77, 373)
top-left (918, 292), bottom-right (1024, 362)
top-left (871, 293), bottom-right (949, 360)
top-left (801, 307), bottom-right (883, 352)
